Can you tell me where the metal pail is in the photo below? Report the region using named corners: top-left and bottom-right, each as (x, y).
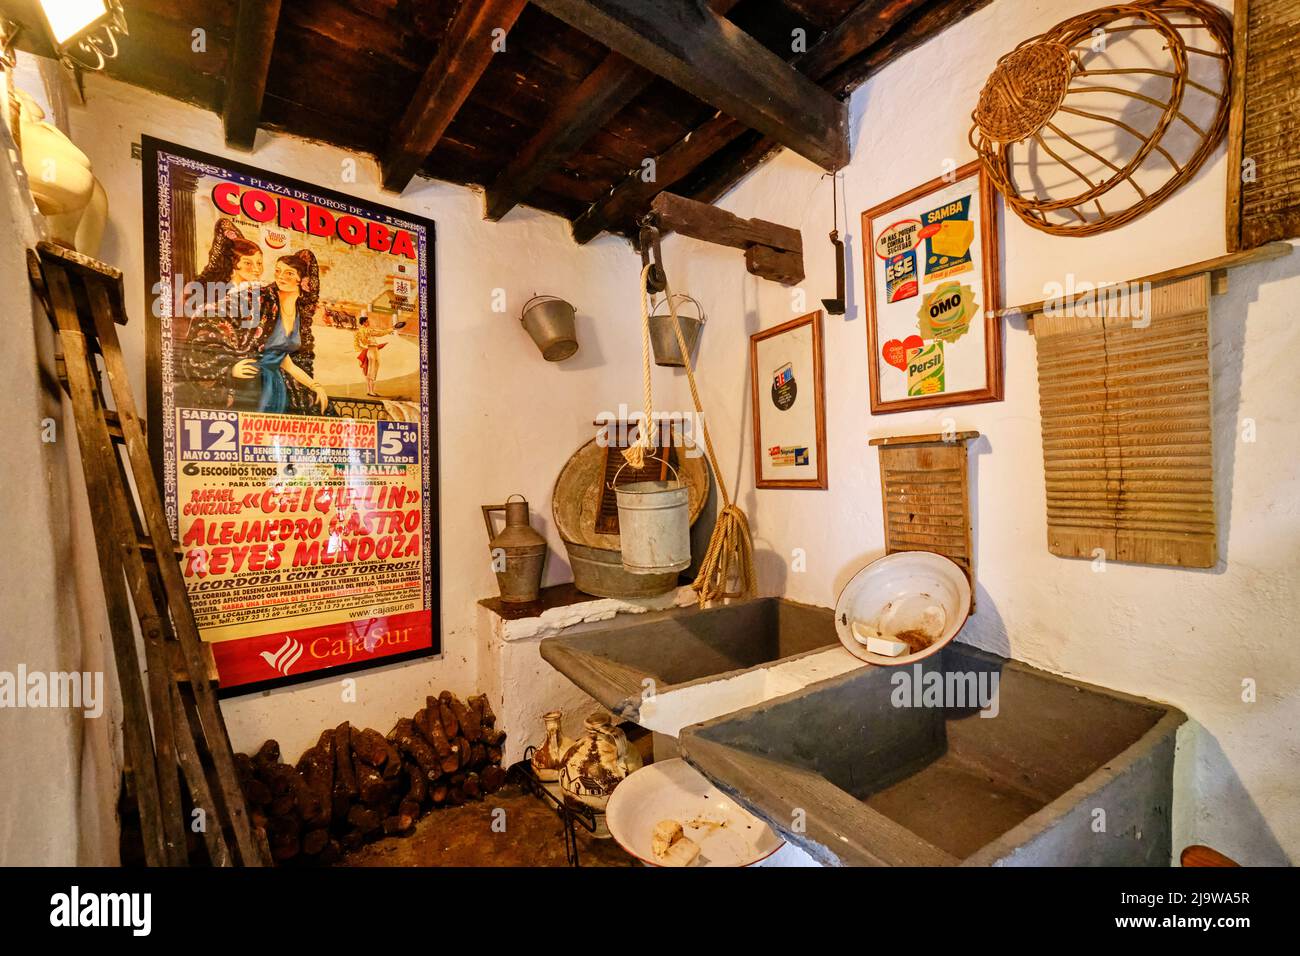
top-left (521, 295), bottom-right (579, 362)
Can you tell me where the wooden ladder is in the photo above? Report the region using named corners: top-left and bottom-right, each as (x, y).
top-left (29, 241), bottom-right (265, 867)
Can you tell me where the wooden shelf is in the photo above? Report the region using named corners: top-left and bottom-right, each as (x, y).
top-left (997, 241), bottom-right (1293, 322)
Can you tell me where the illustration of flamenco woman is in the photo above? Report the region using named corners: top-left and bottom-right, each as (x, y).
top-left (177, 249), bottom-right (331, 416)
top-left (196, 217), bottom-right (263, 287)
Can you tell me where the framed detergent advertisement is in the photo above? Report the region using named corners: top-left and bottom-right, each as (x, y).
top-left (861, 160), bottom-right (1002, 414)
top-left (750, 311), bottom-right (828, 489)
top-left (142, 136), bottom-right (438, 695)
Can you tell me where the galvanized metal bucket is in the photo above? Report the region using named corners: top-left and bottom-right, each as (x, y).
top-left (562, 539), bottom-right (678, 598)
top-left (648, 293), bottom-right (705, 368)
top-left (521, 295), bottom-right (579, 362)
top-left (614, 458), bottom-right (691, 575)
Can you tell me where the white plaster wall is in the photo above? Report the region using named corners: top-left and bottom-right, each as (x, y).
top-left (0, 62), bottom-right (121, 865)
top-left (51, 73), bottom-right (647, 761)
top-left (661, 0), bottom-right (1299, 865)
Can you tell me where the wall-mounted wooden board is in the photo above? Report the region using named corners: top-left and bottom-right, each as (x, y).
top-left (1226, 0), bottom-right (1300, 250)
top-left (870, 432), bottom-right (978, 610)
top-left (1034, 274), bottom-right (1216, 568)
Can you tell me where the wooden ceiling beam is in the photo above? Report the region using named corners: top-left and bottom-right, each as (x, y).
top-left (570, 0), bottom-right (922, 243)
top-left (381, 0), bottom-right (529, 194)
top-left (483, 53), bottom-right (648, 222)
top-left (569, 0), bottom-right (1002, 242)
top-left (222, 0), bottom-right (283, 151)
top-left (686, 0), bottom-right (998, 206)
top-left (530, 0), bottom-right (849, 173)
top-left (482, 0), bottom-right (743, 223)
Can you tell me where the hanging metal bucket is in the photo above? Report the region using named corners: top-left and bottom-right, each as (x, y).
top-left (614, 458), bottom-right (691, 575)
top-left (521, 295), bottom-right (579, 362)
top-left (648, 293), bottom-right (705, 368)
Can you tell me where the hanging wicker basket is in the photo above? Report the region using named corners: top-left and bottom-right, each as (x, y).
top-left (969, 0), bottom-right (1233, 237)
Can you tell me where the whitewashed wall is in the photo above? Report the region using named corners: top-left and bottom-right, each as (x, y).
top-left (0, 61), bottom-right (120, 864)
top-left (662, 0), bottom-right (1298, 865)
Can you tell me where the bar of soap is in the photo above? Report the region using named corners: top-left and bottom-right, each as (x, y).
top-left (866, 635), bottom-right (910, 657)
top-left (652, 819), bottom-right (683, 858)
top-left (658, 835), bottom-right (701, 867)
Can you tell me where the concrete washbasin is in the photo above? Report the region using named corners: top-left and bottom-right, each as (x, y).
top-left (539, 598), bottom-right (842, 727)
top-left (679, 644), bottom-right (1186, 866)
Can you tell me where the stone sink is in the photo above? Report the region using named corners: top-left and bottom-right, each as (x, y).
top-left (679, 644), bottom-right (1186, 866)
top-left (539, 598), bottom-right (852, 735)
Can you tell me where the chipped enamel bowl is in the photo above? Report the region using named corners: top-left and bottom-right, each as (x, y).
top-left (834, 551), bottom-right (971, 666)
top-left (605, 758), bottom-right (784, 867)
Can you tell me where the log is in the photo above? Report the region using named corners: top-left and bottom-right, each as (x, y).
top-left (481, 765), bottom-right (508, 794)
top-left (301, 828), bottom-right (329, 856)
top-left (383, 813), bottom-right (414, 836)
top-left (332, 722), bottom-right (357, 797)
top-left (346, 805), bottom-right (381, 835)
top-left (394, 717), bottom-right (441, 780)
top-left (253, 739), bottom-right (281, 772)
top-left (437, 693), bottom-right (459, 740)
top-left (447, 694), bottom-right (480, 742)
top-left (351, 727), bottom-right (389, 766)
top-left (403, 761), bottom-right (427, 804)
top-left (469, 694), bottom-right (497, 729)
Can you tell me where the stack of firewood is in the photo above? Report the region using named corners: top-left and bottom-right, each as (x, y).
top-left (235, 691), bottom-right (509, 864)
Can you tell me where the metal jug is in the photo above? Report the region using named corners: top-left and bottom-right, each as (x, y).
top-left (483, 495), bottom-right (547, 603)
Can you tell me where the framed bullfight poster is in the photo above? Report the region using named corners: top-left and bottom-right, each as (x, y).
top-left (749, 311), bottom-right (828, 489)
top-left (142, 136), bottom-right (438, 695)
top-left (861, 160), bottom-right (1002, 414)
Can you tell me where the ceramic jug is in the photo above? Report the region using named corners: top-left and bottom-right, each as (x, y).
top-left (559, 712), bottom-right (642, 836)
top-left (483, 494), bottom-right (546, 603)
top-left (529, 710), bottom-right (574, 783)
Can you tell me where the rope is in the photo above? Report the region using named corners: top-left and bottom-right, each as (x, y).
top-left (622, 262), bottom-right (756, 605)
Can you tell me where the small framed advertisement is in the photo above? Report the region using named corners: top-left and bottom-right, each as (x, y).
top-left (861, 160), bottom-right (1002, 413)
top-left (749, 311), bottom-right (828, 490)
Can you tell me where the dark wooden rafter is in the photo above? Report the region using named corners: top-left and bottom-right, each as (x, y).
top-left (571, 0), bottom-right (994, 243)
top-left (382, 0), bottom-right (529, 194)
top-left (483, 0), bottom-right (744, 222)
top-left (650, 191), bottom-right (805, 284)
top-left (530, 0), bottom-right (850, 173)
top-left (686, 0), bottom-right (999, 207)
top-left (222, 0), bottom-right (283, 150)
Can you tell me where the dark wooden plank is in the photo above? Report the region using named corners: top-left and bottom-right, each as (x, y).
top-left (572, 113), bottom-right (746, 243)
top-left (222, 0), bottom-right (283, 150)
top-left (687, 0), bottom-right (996, 211)
top-left (39, 262), bottom-right (170, 867)
top-left (381, 0), bottom-right (529, 193)
top-left (745, 244), bottom-right (806, 285)
top-left (484, 0), bottom-right (743, 221)
top-left (85, 279), bottom-right (265, 866)
top-left (568, 0), bottom-right (921, 242)
top-left (531, 0), bottom-right (849, 171)
top-left (484, 54), bottom-right (650, 220)
top-left (651, 191), bottom-right (803, 253)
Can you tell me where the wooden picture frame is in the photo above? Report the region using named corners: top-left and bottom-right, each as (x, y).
top-left (861, 160), bottom-right (1003, 414)
top-left (749, 311), bottom-right (828, 489)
